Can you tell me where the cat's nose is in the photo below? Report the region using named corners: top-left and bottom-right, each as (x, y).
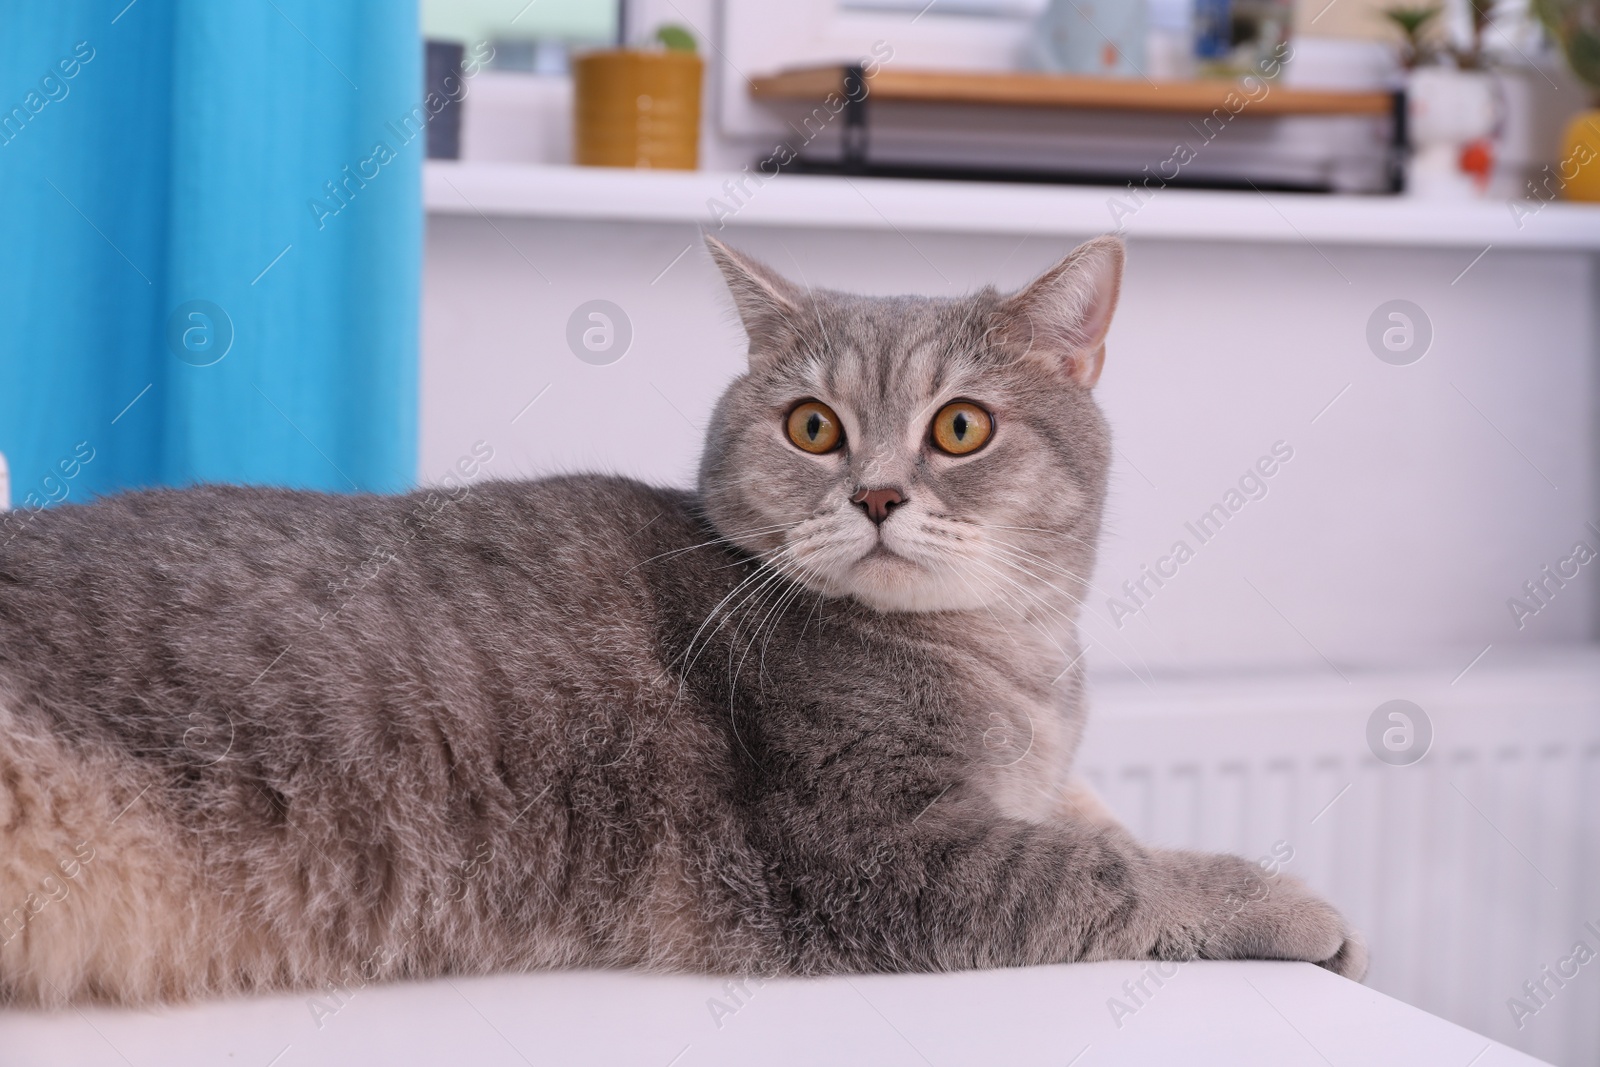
top-left (851, 487), bottom-right (905, 525)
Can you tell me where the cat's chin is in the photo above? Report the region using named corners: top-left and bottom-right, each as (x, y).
top-left (841, 552), bottom-right (993, 614)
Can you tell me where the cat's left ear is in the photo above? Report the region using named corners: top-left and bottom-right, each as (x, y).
top-left (995, 235), bottom-right (1124, 388)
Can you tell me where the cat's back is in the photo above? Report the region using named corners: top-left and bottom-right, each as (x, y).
top-left (0, 475), bottom-right (728, 723)
top-left (0, 473), bottom-right (695, 585)
top-left (0, 472), bottom-right (701, 595)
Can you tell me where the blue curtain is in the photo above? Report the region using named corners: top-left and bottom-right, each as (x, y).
top-left (0, 0), bottom-right (420, 508)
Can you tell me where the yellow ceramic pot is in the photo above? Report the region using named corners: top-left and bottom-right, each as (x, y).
top-left (1560, 109), bottom-right (1600, 202)
top-left (573, 50), bottom-right (703, 170)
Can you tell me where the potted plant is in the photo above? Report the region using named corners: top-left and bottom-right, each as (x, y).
top-left (1532, 0), bottom-right (1600, 199)
top-left (573, 24), bottom-right (703, 170)
top-left (1382, 3), bottom-right (1499, 196)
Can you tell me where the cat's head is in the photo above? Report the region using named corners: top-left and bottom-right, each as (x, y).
top-left (697, 236), bottom-right (1120, 616)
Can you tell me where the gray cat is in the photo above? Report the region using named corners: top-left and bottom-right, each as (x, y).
top-left (0, 235), bottom-right (1364, 1006)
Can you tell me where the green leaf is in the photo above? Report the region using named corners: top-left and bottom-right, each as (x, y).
top-left (1532, 0), bottom-right (1600, 91)
top-left (655, 25), bottom-right (697, 53)
top-left (1381, 5), bottom-right (1440, 36)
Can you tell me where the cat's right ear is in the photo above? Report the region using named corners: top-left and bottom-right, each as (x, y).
top-left (705, 236), bottom-right (801, 360)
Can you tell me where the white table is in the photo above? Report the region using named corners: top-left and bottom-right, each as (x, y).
top-left (0, 959), bottom-right (1548, 1066)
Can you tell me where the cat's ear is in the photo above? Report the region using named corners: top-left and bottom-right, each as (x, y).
top-left (705, 235), bottom-right (802, 358)
top-left (995, 236), bottom-right (1124, 388)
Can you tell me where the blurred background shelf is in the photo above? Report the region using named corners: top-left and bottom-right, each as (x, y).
top-left (749, 65), bottom-right (1397, 116)
top-left (424, 161), bottom-right (1600, 250)
top-left (748, 66), bottom-right (1407, 191)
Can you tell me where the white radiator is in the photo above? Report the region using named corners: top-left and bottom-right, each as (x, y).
top-left (1078, 647), bottom-right (1600, 1067)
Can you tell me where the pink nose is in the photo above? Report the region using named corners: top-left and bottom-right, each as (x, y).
top-left (851, 487), bottom-right (905, 525)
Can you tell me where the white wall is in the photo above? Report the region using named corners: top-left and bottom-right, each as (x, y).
top-left (422, 214), bottom-right (1598, 677)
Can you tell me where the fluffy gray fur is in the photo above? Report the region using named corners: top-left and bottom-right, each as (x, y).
top-left (0, 236), bottom-right (1364, 1006)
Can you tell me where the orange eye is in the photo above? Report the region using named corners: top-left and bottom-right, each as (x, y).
top-left (786, 400), bottom-right (843, 454)
top-left (931, 401), bottom-right (993, 455)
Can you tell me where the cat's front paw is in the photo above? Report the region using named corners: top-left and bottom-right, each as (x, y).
top-left (1154, 853), bottom-right (1368, 982)
top-left (1240, 871), bottom-right (1367, 981)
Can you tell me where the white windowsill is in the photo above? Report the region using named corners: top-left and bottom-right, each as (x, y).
top-left (424, 161), bottom-right (1600, 251)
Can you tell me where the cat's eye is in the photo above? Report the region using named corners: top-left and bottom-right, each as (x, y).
top-left (930, 401), bottom-right (993, 456)
top-left (786, 400), bottom-right (843, 454)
